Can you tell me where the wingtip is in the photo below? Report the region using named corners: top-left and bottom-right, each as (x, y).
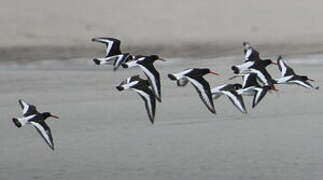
top-left (12, 118), bottom-right (22, 128)
top-left (149, 117), bottom-right (155, 124)
top-left (92, 59), bottom-right (100, 65)
top-left (168, 74), bottom-right (177, 81)
top-left (156, 96), bottom-right (162, 102)
top-left (210, 108), bottom-right (216, 114)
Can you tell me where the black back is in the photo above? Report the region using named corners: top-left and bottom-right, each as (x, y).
top-left (137, 56), bottom-right (162, 101)
top-left (243, 73), bottom-right (260, 88)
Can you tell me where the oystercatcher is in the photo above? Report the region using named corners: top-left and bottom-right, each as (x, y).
top-left (168, 68), bottom-right (219, 114)
top-left (231, 59), bottom-right (277, 87)
top-left (211, 83), bottom-right (247, 113)
top-left (116, 75), bottom-right (156, 124)
top-left (275, 56), bottom-right (319, 89)
top-left (122, 55), bottom-right (165, 102)
top-left (12, 99), bottom-right (59, 150)
top-left (237, 73), bottom-right (277, 108)
top-left (92, 37), bottom-right (134, 71)
top-left (243, 42), bottom-right (260, 62)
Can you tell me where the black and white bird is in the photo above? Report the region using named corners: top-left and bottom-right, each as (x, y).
top-left (12, 99), bottom-right (59, 150)
top-left (243, 42), bottom-right (260, 62)
top-left (236, 73), bottom-right (277, 108)
top-left (122, 55), bottom-right (165, 102)
top-left (231, 59), bottom-right (277, 88)
top-left (275, 56), bottom-right (319, 89)
top-left (116, 75), bottom-right (156, 124)
top-left (92, 37), bottom-right (134, 71)
top-left (211, 83), bottom-right (247, 113)
top-left (168, 68), bottom-right (219, 114)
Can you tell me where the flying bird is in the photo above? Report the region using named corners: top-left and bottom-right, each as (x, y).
top-left (168, 68), bottom-right (219, 114)
top-left (237, 73), bottom-right (277, 108)
top-left (12, 99), bottom-right (59, 150)
top-left (116, 75), bottom-right (156, 124)
top-left (92, 37), bottom-right (134, 71)
top-left (275, 56), bottom-right (319, 89)
top-left (231, 59), bottom-right (277, 88)
top-left (122, 55), bottom-right (165, 102)
top-left (211, 83), bottom-right (247, 113)
top-left (243, 42), bottom-right (261, 62)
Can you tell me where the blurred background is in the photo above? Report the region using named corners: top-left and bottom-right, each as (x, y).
top-left (1, 0), bottom-right (323, 60)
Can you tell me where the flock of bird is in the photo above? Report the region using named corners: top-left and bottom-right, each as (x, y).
top-left (12, 38), bottom-right (319, 150)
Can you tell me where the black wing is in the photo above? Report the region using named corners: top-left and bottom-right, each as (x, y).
top-left (290, 79), bottom-right (314, 89)
top-left (252, 87), bottom-right (268, 108)
top-left (113, 54), bottom-right (132, 71)
top-left (222, 90), bottom-right (247, 113)
top-left (133, 83), bottom-right (156, 124)
top-left (30, 121), bottom-right (54, 150)
top-left (242, 73), bottom-right (259, 88)
top-left (140, 62), bottom-right (161, 102)
top-left (18, 99), bottom-right (39, 117)
top-left (92, 37), bottom-right (122, 57)
top-left (277, 56), bottom-right (295, 77)
top-left (186, 76), bottom-right (216, 114)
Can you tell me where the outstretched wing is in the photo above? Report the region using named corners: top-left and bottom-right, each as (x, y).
top-left (290, 80), bottom-right (314, 89)
top-left (222, 90), bottom-right (247, 113)
top-left (92, 56), bottom-right (116, 65)
top-left (242, 73), bottom-right (259, 88)
top-left (186, 76), bottom-right (216, 114)
top-left (252, 87), bottom-right (268, 108)
top-left (277, 57), bottom-right (295, 77)
top-left (250, 68), bottom-right (274, 86)
top-left (92, 37), bottom-right (122, 57)
top-left (140, 63), bottom-right (161, 102)
top-left (133, 87), bottom-right (156, 124)
top-left (18, 99), bottom-right (39, 117)
top-left (30, 121), bottom-right (54, 150)
top-left (113, 54), bottom-right (131, 71)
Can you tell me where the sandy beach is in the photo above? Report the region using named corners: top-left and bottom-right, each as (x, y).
top-left (0, 55), bottom-right (322, 180)
top-left (1, 1), bottom-right (323, 180)
top-left (2, 0), bottom-right (323, 60)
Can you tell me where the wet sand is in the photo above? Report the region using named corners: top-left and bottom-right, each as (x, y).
top-left (2, 0), bottom-right (323, 60)
top-left (0, 55), bottom-right (322, 180)
top-left (1, 0), bottom-right (323, 179)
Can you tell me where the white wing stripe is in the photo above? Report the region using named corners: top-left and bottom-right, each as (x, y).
top-left (291, 80), bottom-right (312, 89)
top-left (223, 91), bottom-right (245, 112)
top-left (187, 77), bottom-right (213, 110)
top-left (251, 69), bottom-right (269, 85)
top-left (21, 100), bottom-right (29, 115)
top-left (140, 65), bottom-right (159, 98)
top-left (30, 122), bottom-right (52, 147)
top-left (134, 89), bottom-right (152, 117)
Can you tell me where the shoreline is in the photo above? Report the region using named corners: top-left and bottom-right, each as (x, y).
top-left (1, 42), bottom-right (323, 63)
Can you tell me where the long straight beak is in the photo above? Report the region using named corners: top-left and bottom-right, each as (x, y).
top-left (271, 62), bottom-right (278, 65)
top-left (308, 78), bottom-right (315, 82)
top-left (209, 71), bottom-right (220, 76)
top-left (159, 58), bottom-right (166, 61)
top-left (50, 115), bottom-right (59, 119)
